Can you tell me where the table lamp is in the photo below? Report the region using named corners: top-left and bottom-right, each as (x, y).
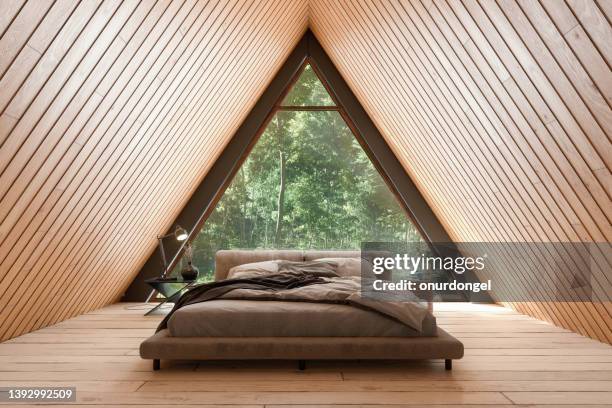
top-left (157, 225), bottom-right (189, 278)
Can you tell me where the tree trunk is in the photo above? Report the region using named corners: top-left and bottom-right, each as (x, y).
top-left (239, 168), bottom-right (246, 244)
top-left (275, 149), bottom-right (286, 247)
top-left (274, 117), bottom-right (286, 247)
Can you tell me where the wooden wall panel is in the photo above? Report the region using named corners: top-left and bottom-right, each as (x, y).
top-left (0, 0), bottom-right (307, 341)
top-left (0, 0), bottom-right (609, 344)
top-left (310, 0), bottom-right (611, 343)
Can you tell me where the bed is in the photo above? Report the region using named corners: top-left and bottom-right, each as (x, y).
top-left (140, 250), bottom-right (464, 370)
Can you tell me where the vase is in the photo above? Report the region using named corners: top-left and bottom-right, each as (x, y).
top-left (181, 262), bottom-right (199, 281)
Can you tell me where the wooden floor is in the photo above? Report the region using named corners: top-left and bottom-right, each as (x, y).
top-left (1, 302), bottom-right (611, 407)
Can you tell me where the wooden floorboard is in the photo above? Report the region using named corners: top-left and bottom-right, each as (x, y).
top-left (0, 302), bottom-right (610, 406)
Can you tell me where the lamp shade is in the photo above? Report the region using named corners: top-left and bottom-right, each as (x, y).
top-left (174, 226), bottom-right (189, 241)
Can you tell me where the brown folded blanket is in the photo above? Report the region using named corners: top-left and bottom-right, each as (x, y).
top-left (277, 260), bottom-right (340, 276)
top-left (157, 270), bottom-right (327, 332)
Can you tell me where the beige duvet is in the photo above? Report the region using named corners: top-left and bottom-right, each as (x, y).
top-left (168, 275), bottom-right (435, 338)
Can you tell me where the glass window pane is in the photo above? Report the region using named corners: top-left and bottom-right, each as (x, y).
top-left (281, 64), bottom-right (335, 106)
top-left (171, 109), bottom-right (423, 283)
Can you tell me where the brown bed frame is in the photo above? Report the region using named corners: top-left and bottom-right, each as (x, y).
top-left (140, 250), bottom-right (464, 370)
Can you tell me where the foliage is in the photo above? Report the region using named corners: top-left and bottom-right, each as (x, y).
top-left (172, 65), bottom-right (423, 281)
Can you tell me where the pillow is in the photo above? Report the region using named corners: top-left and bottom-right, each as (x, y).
top-left (313, 257), bottom-right (362, 277)
top-left (277, 260), bottom-right (339, 277)
top-left (227, 260), bottom-right (279, 279)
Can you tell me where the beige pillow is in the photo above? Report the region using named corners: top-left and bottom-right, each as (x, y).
top-left (227, 260), bottom-right (279, 279)
top-left (313, 257), bottom-right (363, 277)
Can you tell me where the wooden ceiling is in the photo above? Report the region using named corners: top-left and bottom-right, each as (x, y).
top-left (0, 0), bottom-right (308, 341)
top-left (0, 0), bottom-right (610, 342)
top-left (310, 0), bottom-right (611, 343)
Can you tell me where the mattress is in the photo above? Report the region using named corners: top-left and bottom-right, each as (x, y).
top-left (167, 299), bottom-right (437, 337)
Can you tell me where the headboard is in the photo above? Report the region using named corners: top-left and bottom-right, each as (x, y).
top-left (214, 249), bottom-right (360, 281)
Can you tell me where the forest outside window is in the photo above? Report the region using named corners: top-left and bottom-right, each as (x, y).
top-left (171, 64), bottom-right (423, 282)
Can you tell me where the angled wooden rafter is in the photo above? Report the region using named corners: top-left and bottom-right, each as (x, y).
top-left (123, 30), bottom-right (453, 301)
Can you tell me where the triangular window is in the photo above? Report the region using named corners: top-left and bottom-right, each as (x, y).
top-left (172, 64), bottom-right (424, 281)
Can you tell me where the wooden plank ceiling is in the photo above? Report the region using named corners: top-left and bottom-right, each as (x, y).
top-left (310, 0), bottom-right (612, 343)
top-left (0, 0), bottom-right (610, 343)
top-left (0, 0), bottom-right (308, 341)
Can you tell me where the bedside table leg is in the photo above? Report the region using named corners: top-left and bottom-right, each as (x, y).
top-left (298, 360), bottom-right (306, 370)
top-left (445, 359), bottom-right (452, 370)
top-left (153, 359), bottom-right (160, 371)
